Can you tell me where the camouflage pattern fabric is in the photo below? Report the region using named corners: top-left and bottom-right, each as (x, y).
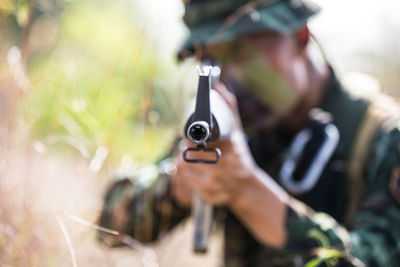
top-left (98, 71), bottom-right (400, 266)
top-left (98, 160), bottom-right (189, 246)
top-left (282, 127), bottom-right (400, 267)
top-left (178, 0), bottom-right (320, 59)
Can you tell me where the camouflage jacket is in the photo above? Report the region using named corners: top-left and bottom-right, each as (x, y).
top-left (98, 72), bottom-right (400, 267)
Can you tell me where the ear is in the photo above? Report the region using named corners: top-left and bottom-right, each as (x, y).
top-left (295, 25), bottom-right (310, 52)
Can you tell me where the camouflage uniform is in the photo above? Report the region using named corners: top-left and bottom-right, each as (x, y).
top-left (98, 1), bottom-right (400, 266)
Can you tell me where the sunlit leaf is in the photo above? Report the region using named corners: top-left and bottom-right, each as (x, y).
top-left (0, 0), bottom-right (15, 14)
top-left (307, 229), bottom-right (330, 248)
top-left (16, 2), bottom-right (29, 27)
top-left (305, 257), bottom-right (324, 267)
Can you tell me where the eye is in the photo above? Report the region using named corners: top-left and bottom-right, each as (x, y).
top-left (231, 44), bottom-right (262, 65)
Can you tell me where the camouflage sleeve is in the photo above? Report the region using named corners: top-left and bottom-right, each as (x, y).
top-left (283, 198), bottom-right (359, 266)
top-left (349, 128), bottom-right (400, 265)
top-left (97, 159), bottom-right (190, 246)
top-left (282, 128), bottom-right (400, 266)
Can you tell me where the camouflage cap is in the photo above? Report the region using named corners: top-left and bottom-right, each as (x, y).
top-left (179, 0), bottom-right (320, 59)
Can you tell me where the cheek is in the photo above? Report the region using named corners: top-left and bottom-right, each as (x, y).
top-left (268, 45), bottom-right (308, 100)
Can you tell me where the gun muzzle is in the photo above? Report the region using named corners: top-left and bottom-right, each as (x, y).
top-left (187, 121), bottom-right (210, 145)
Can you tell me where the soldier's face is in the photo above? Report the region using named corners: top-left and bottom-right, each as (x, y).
top-left (205, 31), bottom-right (310, 131)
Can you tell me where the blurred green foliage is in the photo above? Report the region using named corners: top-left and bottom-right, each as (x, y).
top-left (14, 0), bottom-right (187, 165)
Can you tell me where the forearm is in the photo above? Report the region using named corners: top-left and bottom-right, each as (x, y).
top-left (98, 162), bottom-right (189, 246)
top-left (228, 168), bottom-right (358, 263)
top-left (229, 167), bottom-right (289, 249)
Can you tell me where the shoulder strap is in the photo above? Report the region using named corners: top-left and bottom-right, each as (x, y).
top-left (345, 95), bottom-right (400, 226)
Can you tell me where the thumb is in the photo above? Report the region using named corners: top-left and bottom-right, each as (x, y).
top-left (213, 82), bottom-right (243, 131)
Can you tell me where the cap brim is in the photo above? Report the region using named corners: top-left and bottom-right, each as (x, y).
top-left (178, 0), bottom-right (320, 60)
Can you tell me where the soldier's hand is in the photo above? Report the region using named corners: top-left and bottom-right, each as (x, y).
top-left (171, 83), bottom-right (288, 248)
top-left (173, 132), bottom-right (257, 207)
top-left (171, 82), bottom-right (257, 207)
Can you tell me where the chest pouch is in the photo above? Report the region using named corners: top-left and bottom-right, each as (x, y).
top-left (279, 110), bottom-right (340, 195)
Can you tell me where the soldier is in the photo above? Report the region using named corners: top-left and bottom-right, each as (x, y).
top-left (98, 0), bottom-right (400, 266)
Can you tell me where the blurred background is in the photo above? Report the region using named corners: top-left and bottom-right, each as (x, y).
top-left (0, 0), bottom-right (399, 266)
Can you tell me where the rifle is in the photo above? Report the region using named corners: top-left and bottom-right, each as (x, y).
top-left (183, 65), bottom-right (234, 253)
